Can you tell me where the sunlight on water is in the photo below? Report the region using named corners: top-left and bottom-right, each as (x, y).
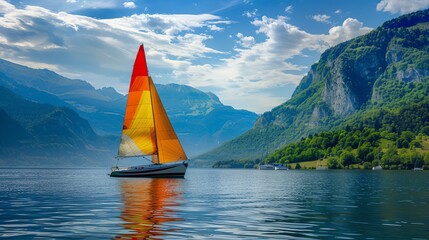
top-left (0, 168), bottom-right (428, 239)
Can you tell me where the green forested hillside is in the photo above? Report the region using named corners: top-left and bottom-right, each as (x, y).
top-left (265, 98), bottom-right (429, 170)
top-left (196, 9), bottom-right (429, 167)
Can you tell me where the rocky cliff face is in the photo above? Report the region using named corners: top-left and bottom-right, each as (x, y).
top-left (322, 45), bottom-right (384, 116)
top-left (195, 9), bottom-right (429, 166)
top-left (261, 10), bottom-right (429, 127)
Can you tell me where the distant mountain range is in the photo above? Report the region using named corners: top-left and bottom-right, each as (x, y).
top-left (0, 58), bottom-right (257, 166)
top-left (0, 86), bottom-right (115, 166)
top-left (195, 9), bottom-right (429, 167)
top-left (155, 84), bottom-right (257, 156)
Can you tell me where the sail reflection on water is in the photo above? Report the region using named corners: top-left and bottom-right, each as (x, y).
top-left (115, 178), bottom-right (183, 239)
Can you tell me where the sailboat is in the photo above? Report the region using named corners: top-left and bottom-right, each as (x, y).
top-left (110, 45), bottom-right (188, 178)
top-left (258, 164), bottom-right (275, 170)
top-left (372, 153), bottom-right (382, 171)
top-left (316, 159), bottom-right (327, 170)
top-left (414, 160), bottom-right (423, 170)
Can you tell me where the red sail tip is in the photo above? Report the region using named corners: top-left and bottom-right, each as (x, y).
top-left (129, 45), bottom-right (149, 92)
top-left (131, 44), bottom-right (148, 78)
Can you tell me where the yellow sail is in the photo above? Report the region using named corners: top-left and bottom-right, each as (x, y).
top-left (118, 45), bottom-right (187, 164)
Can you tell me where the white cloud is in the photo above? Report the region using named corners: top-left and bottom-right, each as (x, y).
top-left (236, 33), bottom-right (255, 48)
top-left (0, 2), bottom-right (373, 113)
top-left (173, 16), bottom-right (311, 111)
top-left (208, 24), bottom-right (222, 31)
top-left (80, 0), bottom-right (118, 9)
top-left (285, 5), bottom-right (293, 13)
top-left (173, 16), bottom-right (373, 112)
top-left (327, 18), bottom-right (372, 45)
top-left (243, 9), bottom-right (258, 18)
top-left (252, 16), bottom-right (314, 56)
top-left (312, 14), bottom-right (331, 23)
top-left (0, 3), bottom-right (229, 93)
top-left (16, 0), bottom-right (118, 14)
top-left (123, 1), bottom-right (136, 9)
top-left (0, 1), bottom-right (15, 13)
top-left (335, 9), bottom-right (341, 14)
top-left (103, 13), bottom-right (227, 36)
top-left (143, 14), bottom-right (371, 112)
top-left (376, 0), bottom-right (429, 14)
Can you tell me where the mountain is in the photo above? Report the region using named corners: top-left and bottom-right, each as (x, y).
top-left (156, 84), bottom-right (257, 156)
top-left (0, 86), bottom-right (115, 166)
top-left (195, 9), bottom-right (429, 166)
top-left (0, 58), bottom-right (257, 159)
top-left (0, 58), bottom-right (125, 136)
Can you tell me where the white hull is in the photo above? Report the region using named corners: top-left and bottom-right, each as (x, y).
top-left (110, 161), bottom-right (188, 178)
top-left (275, 165), bottom-right (288, 170)
top-left (316, 166), bottom-right (328, 170)
top-left (372, 165), bottom-right (383, 170)
top-left (259, 164), bottom-right (275, 170)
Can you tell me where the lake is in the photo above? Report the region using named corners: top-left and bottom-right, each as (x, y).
top-left (0, 168), bottom-right (428, 239)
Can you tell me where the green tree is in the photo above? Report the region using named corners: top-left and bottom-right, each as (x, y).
top-left (340, 151), bottom-right (355, 167)
top-left (420, 126), bottom-right (429, 135)
top-left (327, 156), bottom-right (342, 169)
top-left (382, 146), bottom-right (400, 166)
top-left (362, 162), bottom-right (372, 170)
top-left (357, 142), bottom-right (373, 162)
top-left (401, 131), bottom-right (416, 143)
top-left (410, 140), bottom-right (422, 148)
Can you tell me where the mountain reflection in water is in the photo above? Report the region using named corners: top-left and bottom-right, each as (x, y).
top-left (115, 178), bottom-right (184, 239)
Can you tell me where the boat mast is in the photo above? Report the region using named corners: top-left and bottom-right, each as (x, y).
top-left (148, 75), bottom-right (160, 164)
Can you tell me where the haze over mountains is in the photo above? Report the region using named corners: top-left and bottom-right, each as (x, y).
top-left (195, 9), bottom-right (429, 167)
top-left (0, 86), bottom-right (114, 166)
top-left (1, 9), bottom-right (428, 167)
top-left (0, 59), bottom-right (257, 166)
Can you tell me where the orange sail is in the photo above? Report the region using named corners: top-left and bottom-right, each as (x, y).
top-left (118, 45), bottom-right (187, 164)
top-left (150, 77), bottom-right (188, 163)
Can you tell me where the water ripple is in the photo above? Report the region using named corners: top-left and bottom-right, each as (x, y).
top-left (0, 169), bottom-right (428, 239)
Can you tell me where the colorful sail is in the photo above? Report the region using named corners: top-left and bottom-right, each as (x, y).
top-left (150, 77), bottom-right (188, 163)
top-left (118, 45), bottom-right (187, 164)
top-left (118, 45), bottom-right (156, 157)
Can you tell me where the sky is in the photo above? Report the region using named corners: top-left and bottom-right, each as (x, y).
top-left (0, 0), bottom-right (429, 113)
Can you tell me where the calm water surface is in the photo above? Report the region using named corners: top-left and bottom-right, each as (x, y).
top-left (0, 168), bottom-right (428, 239)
